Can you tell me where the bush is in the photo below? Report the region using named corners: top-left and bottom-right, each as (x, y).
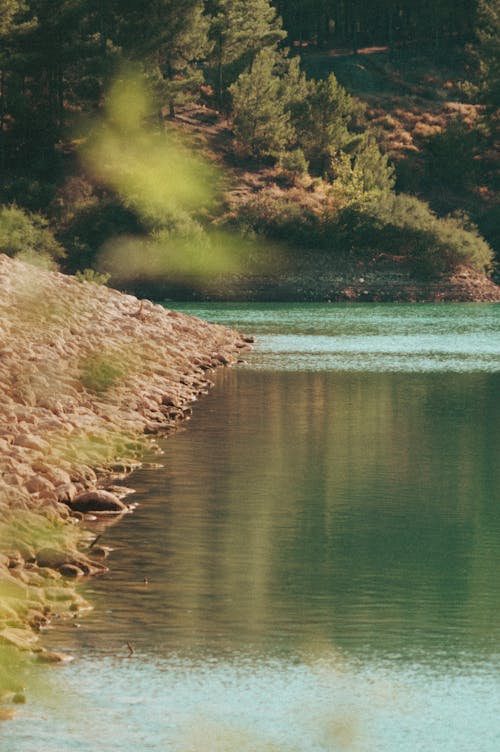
top-left (74, 268), bottom-right (111, 285)
top-left (231, 191), bottom-right (493, 278)
top-left (0, 204), bottom-right (65, 265)
top-left (79, 353), bottom-right (128, 394)
top-left (338, 194), bottom-right (494, 277)
top-left (234, 194), bottom-right (326, 248)
top-left (423, 118), bottom-right (480, 191)
top-left (58, 198), bottom-right (143, 272)
top-left (279, 149), bottom-right (309, 177)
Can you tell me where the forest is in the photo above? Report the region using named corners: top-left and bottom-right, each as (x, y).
top-left (0, 0), bottom-right (498, 291)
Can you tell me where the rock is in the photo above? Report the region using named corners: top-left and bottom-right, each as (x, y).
top-left (161, 395), bottom-right (179, 407)
top-left (70, 466), bottom-right (97, 484)
top-left (2, 473), bottom-right (21, 487)
top-left (105, 485), bottom-right (135, 499)
top-left (13, 434), bottom-right (50, 453)
top-left (71, 490), bottom-right (127, 513)
top-left (89, 545), bottom-right (111, 559)
top-left (35, 649), bottom-right (74, 664)
top-left (59, 564), bottom-right (84, 578)
top-left (0, 627), bottom-right (38, 650)
top-left (54, 482), bottom-right (78, 503)
top-left (16, 543), bottom-right (36, 563)
top-left (25, 475), bottom-right (55, 495)
top-left (44, 586), bottom-right (74, 603)
top-left (7, 553), bottom-right (24, 570)
top-left (212, 353), bottom-right (230, 365)
top-left (36, 547), bottom-right (72, 569)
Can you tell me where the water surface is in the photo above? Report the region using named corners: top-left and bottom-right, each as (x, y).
top-left (5, 303), bottom-right (500, 751)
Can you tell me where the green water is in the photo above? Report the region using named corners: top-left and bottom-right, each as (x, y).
top-left (5, 303), bottom-right (500, 751)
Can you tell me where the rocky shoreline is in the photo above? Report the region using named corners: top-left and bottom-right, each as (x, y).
top-left (0, 254), bottom-right (251, 700)
top-left (128, 262), bottom-right (500, 304)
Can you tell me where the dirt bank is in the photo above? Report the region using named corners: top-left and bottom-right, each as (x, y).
top-left (149, 258), bottom-right (500, 303)
top-left (0, 254), bottom-right (251, 686)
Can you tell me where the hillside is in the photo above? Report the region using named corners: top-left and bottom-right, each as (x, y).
top-left (1, 0), bottom-right (498, 302)
top-left (161, 57), bottom-right (500, 303)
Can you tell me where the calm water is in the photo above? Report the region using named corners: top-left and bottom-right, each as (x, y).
top-left (5, 303), bottom-right (500, 751)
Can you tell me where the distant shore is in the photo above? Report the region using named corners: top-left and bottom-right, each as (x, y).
top-left (127, 263), bottom-right (500, 304)
top-left (0, 254), bottom-right (251, 686)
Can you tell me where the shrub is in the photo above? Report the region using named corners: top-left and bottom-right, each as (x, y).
top-left (234, 194), bottom-right (325, 248)
top-left (279, 148), bottom-right (309, 177)
top-left (423, 118), bottom-right (480, 191)
top-left (74, 268), bottom-right (111, 285)
top-left (79, 353), bottom-right (128, 394)
top-left (58, 198), bottom-right (143, 272)
top-left (338, 194), bottom-right (494, 277)
top-left (0, 204), bottom-right (65, 265)
top-left (231, 191), bottom-right (493, 278)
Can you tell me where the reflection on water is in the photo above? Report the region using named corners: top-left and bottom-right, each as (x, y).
top-left (4, 303), bottom-right (500, 751)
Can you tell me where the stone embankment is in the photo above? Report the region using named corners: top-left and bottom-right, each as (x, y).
top-left (0, 254), bottom-right (251, 681)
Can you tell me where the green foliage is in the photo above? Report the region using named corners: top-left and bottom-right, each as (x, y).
top-left (58, 197), bottom-right (143, 273)
top-left (294, 74), bottom-right (359, 176)
top-left (471, 0), bottom-right (500, 107)
top-left (229, 48), bottom-right (309, 157)
top-left (74, 268), bottom-right (110, 285)
top-left (79, 352), bottom-right (128, 394)
top-left (233, 194), bottom-right (326, 247)
top-left (119, 0), bottom-right (212, 117)
top-left (329, 136), bottom-right (395, 201)
top-left (0, 0), bottom-right (23, 36)
top-left (424, 118), bottom-right (480, 191)
top-left (350, 137), bottom-right (395, 193)
top-left (0, 0), bottom-right (496, 289)
top-left (209, 0), bottom-right (286, 105)
top-left (0, 204), bottom-right (65, 266)
top-left (0, 176), bottom-right (58, 214)
top-left (338, 193), bottom-right (494, 277)
top-left (229, 48), bottom-right (294, 156)
top-left (275, 0), bottom-right (478, 51)
top-left (279, 148), bottom-right (309, 176)
top-left (231, 190), bottom-right (493, 278)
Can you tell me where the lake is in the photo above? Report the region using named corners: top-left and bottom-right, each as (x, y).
top-left (4, 303), bottom-right (500, 751)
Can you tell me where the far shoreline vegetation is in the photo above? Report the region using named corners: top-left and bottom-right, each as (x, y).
top-left (0, 0), bottom-right (499, 301)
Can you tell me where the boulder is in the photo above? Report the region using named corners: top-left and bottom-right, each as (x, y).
top-left (59, 564), bottom-right (84, 578)
top-left (36, 547), bottom-right (72, 569)
top-left (25, 475), bottom-right (55, 495)
top-left (13, 434), bottom-right (50, 453)
top-left (70, 490), bottom-right (127, 513)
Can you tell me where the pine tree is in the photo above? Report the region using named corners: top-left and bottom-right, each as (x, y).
top-left (0, 0), bottom-right (26, 169)
top-left (160, 1), bottom-right (211, 117)
top-left (229, 48), bottom-right (295, 156)
top-left (209, 0), bottom-right (286, 107)
top-left (473, 0), bottom-right (500, 108)
top-left (113, 0), bottom-right (211, 117)
top-left (332, 135), bottom-right (395, 197)
top-left (294, 73), bottom-right (357, 176)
